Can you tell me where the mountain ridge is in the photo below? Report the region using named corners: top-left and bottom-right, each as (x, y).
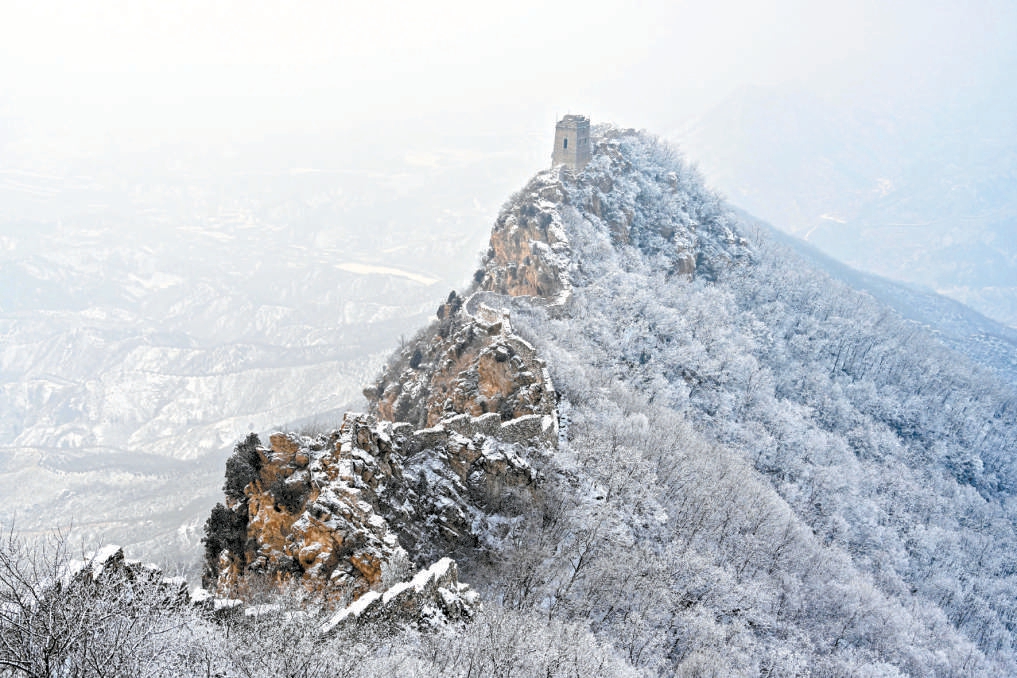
top-left (198, 125), bottom-right (1017, 675)
top-left (677, 83), bottom-right (1017, 330)
top-left (735, 207), bottom-right (1017, 386)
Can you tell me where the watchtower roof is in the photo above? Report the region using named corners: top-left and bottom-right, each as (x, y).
top-left (556, 114), bottom-right (589, 128)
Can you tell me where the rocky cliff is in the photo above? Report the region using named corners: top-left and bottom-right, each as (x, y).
top-left (201, 124), bottom-right (745, 610)
top-left (203, 408), bottom-right (547, 599)
top-left (367, 295), bottom-right (557, 429)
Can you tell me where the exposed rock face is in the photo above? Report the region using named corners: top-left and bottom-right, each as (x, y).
top-left (203, 293), bottom-right (556, 601)
top-left (369, 295), bottom-right (557, 430)
top-left (477, 176), bottom-right (572, 302)
top-left (208, 425), bottom-right (407, 600)
top-left (204, 411), bottom-right (544, 601)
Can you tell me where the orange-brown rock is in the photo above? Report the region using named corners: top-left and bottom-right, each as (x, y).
top-left (205, 410), bottom-right (544, 603)
top-left (208, 421), bottom-right (410, 602)
top-left (476, 174), bottom-right (571, 301)
top-left (368, 304), bottom-right (556, 432)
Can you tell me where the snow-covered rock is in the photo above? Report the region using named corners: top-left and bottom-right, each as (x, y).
top-left (321, 557), bottom-right (479, 635)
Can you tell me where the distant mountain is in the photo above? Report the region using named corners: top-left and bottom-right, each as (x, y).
top-left (737, 208), bottom-right (1017, 386)
top-left (678, 84), bottom-right (1017, 329)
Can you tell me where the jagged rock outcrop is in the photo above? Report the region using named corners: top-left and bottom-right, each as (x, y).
top-left (59, 546), bottom-right (190, 605)
top-left (204, 411), bottom-right (543, 601)
top-left (368, 294), bottom-right (557, 430)
top-left (476, 177), bottom-right (572, 302)
top-left (208, 425), bottom-right (409, 600)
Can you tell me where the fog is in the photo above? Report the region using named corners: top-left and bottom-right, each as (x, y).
top-left (4, 1), bottom-right (1014, 154)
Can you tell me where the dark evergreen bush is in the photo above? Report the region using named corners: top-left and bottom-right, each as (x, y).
top-left (224, 432), bottom-right (263, 501)
top-left (270, 476), bottom-right (308, 513)
top-left (202, 502), bottom-right (247, 583)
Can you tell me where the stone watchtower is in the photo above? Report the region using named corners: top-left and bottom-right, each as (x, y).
top-left (551, 114), bottom-right (592, 171)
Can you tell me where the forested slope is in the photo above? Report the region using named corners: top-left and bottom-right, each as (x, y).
top-left (483, 128), bottom-right (1017, 674)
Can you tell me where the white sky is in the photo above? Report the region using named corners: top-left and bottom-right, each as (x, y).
top-left (1, 0), bottom-right (1014, 148)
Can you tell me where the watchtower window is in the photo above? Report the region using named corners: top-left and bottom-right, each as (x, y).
top-left (563, 138), bottom-right (568, 149)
